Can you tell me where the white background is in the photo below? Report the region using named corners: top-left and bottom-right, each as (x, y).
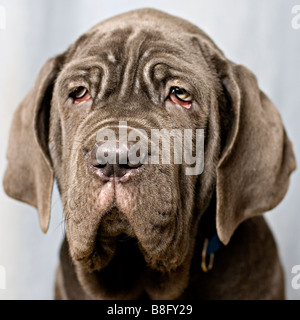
top-left (0, 0), bottom-right (299, 300)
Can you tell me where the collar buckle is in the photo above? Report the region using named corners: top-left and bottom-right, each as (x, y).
top-left (201, 233), bottom-right (223, 272)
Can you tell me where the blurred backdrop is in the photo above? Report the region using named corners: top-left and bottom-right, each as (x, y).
top-left (0, 0), bottom-right (299, 299)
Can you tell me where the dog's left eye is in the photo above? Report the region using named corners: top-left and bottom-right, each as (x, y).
top-left (169, 87), bottom-right (192, 109)
top-left (69, 86), bottom-right (91, 104)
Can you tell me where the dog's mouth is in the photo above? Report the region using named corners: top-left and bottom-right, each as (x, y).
top-left (76, 206), bottom-right (183, 274)
top-left (66, 159), bottom-right (190, 278)
top-left (77, 208), bottom-right (137, 271)
top-left (66, 179), bottom-right (193, 299)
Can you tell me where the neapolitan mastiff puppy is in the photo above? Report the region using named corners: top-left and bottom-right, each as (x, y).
top-left (3, 8), bottom-right (296, 299)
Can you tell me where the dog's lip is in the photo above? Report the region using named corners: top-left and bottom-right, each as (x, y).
top-left (98, 224), bottom-right (136, 238)
top-left (98, 233), bottom-right (137, 244)
top-left (97, 208), bottom-right (136, 238)
top-left (136, 241), bottom-right (181, 272)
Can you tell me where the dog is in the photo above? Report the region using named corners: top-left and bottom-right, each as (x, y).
top-left (3, 8), bottom-right (296, 299)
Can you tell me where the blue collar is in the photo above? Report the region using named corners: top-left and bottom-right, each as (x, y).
top-left (201, 233), bottom-right (223, 272)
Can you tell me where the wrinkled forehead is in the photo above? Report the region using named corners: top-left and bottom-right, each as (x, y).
top-left (65, 8), bottom-right (211, 71)
top-left (71, 27), bottom-right (182, 66)
top-left (55, 10), bottom-right (216, 105)
top-left (72, 8), bottom-right (203, 54)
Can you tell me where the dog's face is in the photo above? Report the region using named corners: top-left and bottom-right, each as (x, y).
top-left (50, 16), bottom-right (218, 276)
top-left (3, 9), bottom-right (296, 299)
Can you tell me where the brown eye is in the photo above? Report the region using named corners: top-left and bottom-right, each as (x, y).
top-left (172, 87), bottom-right (191, 101)
top-left (69, 86), bottom-right (91, 104)
top-left (169, 87), bottom-right (192, 109)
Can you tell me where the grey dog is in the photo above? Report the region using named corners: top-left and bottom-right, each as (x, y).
top-left (3, 8), bottom-right (296, 299)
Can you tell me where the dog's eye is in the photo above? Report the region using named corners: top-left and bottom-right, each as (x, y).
top-left (69, 86), bottom-right (91, 104)
top-left (172, 87), bottom-right (191, 101)
top-left (169, 87), bottom-right (192, 109)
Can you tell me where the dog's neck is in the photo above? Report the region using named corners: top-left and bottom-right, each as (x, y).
top-left (198, 191), bottom-right (217, 240)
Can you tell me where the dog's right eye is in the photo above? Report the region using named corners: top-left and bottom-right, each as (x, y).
top-left (169, 87), bottom-right (192, 109)
top-left (69, 87), bottom-right (91, 104)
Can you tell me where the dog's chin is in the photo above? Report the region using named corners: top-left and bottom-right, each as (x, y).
top-left (77, 224), bottom-right (183, 275)
top-left (80, 231), bottom-right (181, 275)
top-left (69, 205), bottom-right (192, 299)
top-left (73, 230), bottom-right (192, 300)
top-left (78, 230), bottom-right (136, 273)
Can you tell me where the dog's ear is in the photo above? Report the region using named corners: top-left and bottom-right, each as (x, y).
top-left (199, 40), bottom-right (296, 245)
top-left (3, 56), bottom-right (64, 233)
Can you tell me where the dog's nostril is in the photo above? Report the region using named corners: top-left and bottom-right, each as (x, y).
top-left (90, 141), bottom-right (144, 178)
top-left (120, 162), bottom-right (141, 169)
top-left (94, 163), bottom-right (106, 169)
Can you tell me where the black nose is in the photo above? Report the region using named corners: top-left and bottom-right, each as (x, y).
top-left (90, 141), bottom-right (145, 179)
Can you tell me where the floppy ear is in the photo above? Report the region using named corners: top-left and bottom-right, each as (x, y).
top-left (3, 56), bottom-right (63, 233)
top-left (214, 58), bottom-right (296, 245)
top-left (197, 38), bottom-right (296, 244)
